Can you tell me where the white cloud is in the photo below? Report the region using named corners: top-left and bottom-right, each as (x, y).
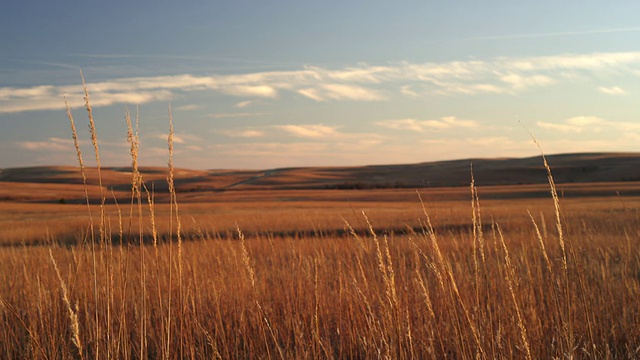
top-left (565, 116), bottom-right (605, 126)
top-left (616, 121), bottom-right (640, 131)
top-left (175, 104), bottom-right (203, 111)
top-left (500, 73), bottom-right (556, 89)
top-left (537, 121), bottom-right (581, 133)
top-left (234, 100), bottom-right (254, 108)
top-left (297, 88), bottom-right (325, 101)
top-left (400, 85), bottom-right (419, 97)
top-left (220, 85), bottom-right (278, 98)
top-left (377, 119), bottom-right (426, 132)
top-left (323, 84), bottom-right (384, 101)
top-left (321, 65), bottom-right (395, 83)
top-left (440, 116), bottom-right (478, 127)
top-left (537, 115), bottom-right (639, 134)
top-left (220, 129), bottom-right (265, 138)
top-left (298, 84), bottom-right (383, 101)
top-left (155, 133), bottom-right (201, 144)
top-left (17, 137), bottom-right (73, 151)
top-left (277, 124), bottom-right (340, 138)
top-left (0, 89), bottom-right (172, 113)
top-left (433, 83), bottom-right (508, 95)
top-left (0, 85), bottom-right (55, 99)
top-left (4, 51), bottom-right (640, 113)
top-left (377, 116), bottom-right (478, 132)
top-left (207, 112), bottom-right (260, 118)
top-left (505, 52), bottom-right (640, 72)
top-left (461, 27), bottom-right (640, 42)
top-left (598, 86), bottom-right (627, 95)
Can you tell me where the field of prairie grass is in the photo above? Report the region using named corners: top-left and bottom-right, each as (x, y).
top-left (1, 85), bottom-right (639, 359)
top-left (2, 178), bottom-right (639, 359)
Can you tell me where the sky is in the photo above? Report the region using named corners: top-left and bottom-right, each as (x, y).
top-left (1, 1), bottom-right (640, 169)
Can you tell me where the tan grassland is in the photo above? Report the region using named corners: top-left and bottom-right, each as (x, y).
top-left (0, 84), bottom-right (639, 359)
top-left (1, 188), bottom-right (639, 359)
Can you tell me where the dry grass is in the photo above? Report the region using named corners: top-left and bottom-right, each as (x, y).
top-left (1, 199), bottom-right (640, 359)
top-left (2, 210), bottom-right (638, 359)
top-left (0, 83), bottom-right (639, 359)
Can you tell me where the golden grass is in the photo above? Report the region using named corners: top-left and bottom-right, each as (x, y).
top-left (0, 82), bottom-right (639, 359)
top-left (1, 210), bottom-right (639, 358)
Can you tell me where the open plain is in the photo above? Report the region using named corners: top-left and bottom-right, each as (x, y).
top-left (1, 154), bottom-right (640, 359)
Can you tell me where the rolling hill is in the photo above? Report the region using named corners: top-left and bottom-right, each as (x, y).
top-left (1, 152), bottom-right (639, 203)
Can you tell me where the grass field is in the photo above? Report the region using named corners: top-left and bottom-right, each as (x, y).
top-left (1, 179), bottom-right (639, 359)
top-left (1, 87), bottom-right (639, 359)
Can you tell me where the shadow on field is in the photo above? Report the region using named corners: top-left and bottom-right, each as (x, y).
top-left (1, 223), bottom-right (499, 248)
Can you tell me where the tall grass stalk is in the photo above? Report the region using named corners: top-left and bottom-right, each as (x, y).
top-left (144, 181), bottom-right (168, 360)
top-left (238, 226), bottom-right (284, 359)
top-left (496, 225), bottom-right (532, 360)
top-left (363, 211), bottom-right (405, 358)
top-left (417, 192), bottom-right (487, 359)
top-left (166, 105), bottom-right (182, 358)
top-left (125, 107), bottom-right (146, 358)
top-left (66, 75), bottom-right (102, 358)
top-left (49, 250), bottom-right (84, 360)
top-left (523, 123), bottom-right (574, 356)
top-left (470, 165), bottom-right (481, 311)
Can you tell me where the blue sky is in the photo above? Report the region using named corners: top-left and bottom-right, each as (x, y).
top-left (2, 1), bottom-right (640, 169)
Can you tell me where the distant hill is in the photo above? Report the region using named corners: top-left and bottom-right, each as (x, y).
top-left (226, 152), bottom-right (640, 190)
top-left (1, 153), bottom-right (639, 202)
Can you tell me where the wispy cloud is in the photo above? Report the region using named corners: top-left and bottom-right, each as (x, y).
top-left (598, 86), bottom-right (627, 95)
top-left (234, 100), bottom-right (254, 108)
top-left (221, 123), bottom-right (384, 144)
top-left (537, 116), bottom-right (606, 133)
top-left (220, 129), bottom-right (265, 138)
top-left (175, 104), bottom-right (203, 111)
top-left (565, 116), bottom-right (606, 126)
top-left (400, 85), bottom-right (419, 97)
top-left (3, 51), bottom-right (640, 113)
top-left (220, 85), bottom-right (278, 98)
top-left (377, 116), bottom-right (478, 132)
top-left (298, 84), bottom-right (383, 101)
top-left (0, 85), bottom-right (56, 99)
top-left (0, 87), bottom-right (172, 113)
top-left (500, 73), bottom-right (556, 90)
top-left (155, 133), bottom-right (201, 144)
top-left (536, 121), bottom-right (581, 133)
top-left (276, 124), bottom-right (341, 138)
top-left (537, 115), bottom-right (640, 133)
top-left (17, 137), bottom-right (73, 151)
top-left (207, 112), bottom-right (261, 118)
top-left (459, 27), bottom-right (640, 41)
top-left (503, 52), bottom-right (640, 72)
top-left (16, 137), bottom-right (127, 153)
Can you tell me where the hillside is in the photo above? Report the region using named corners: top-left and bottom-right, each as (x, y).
top-left (227, 152), bottom-right (640, 190)
top-left (1, 152), bottom-right (639, 203)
